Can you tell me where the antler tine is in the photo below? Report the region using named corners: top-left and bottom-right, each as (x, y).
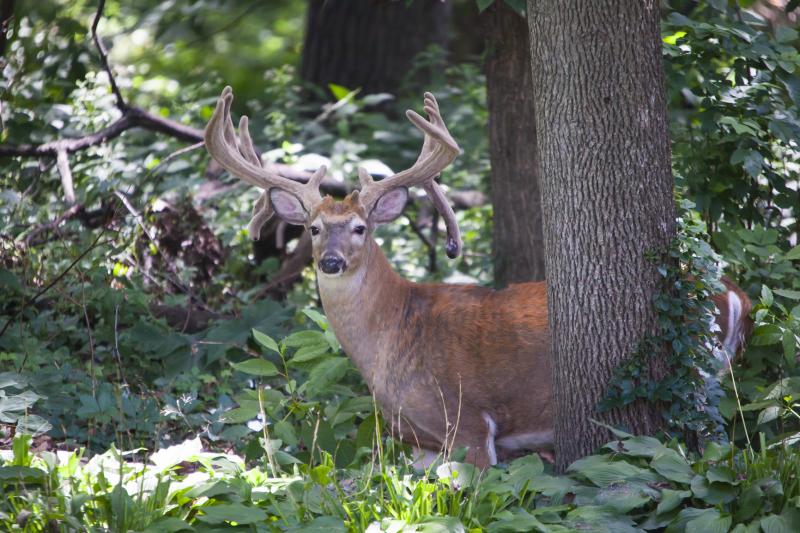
top-left (247, 191), bottom-right (272, 241)
top-left (237, 116), bottom-right (261, 167)
top-left (359, 92), bottom-right (462, 257)
top-left (204, 86), bottom-right (324, 214)
top-left (423, 182), bottom-right (462, 259)
top-left (359, 93), bottom-right (460, 210)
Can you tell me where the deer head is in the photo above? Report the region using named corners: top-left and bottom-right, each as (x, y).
top-left (204, 87), bottom-right (463, 277)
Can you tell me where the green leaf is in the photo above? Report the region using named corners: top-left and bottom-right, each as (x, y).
top-left (487, 509), bottom-right (548, 533)
top-left (785, 244), bottom-right (800, 261)
top-left (328, 83), bottom-right (352, 101)
top-left (657, 489), bottom-right (691, 515)
top-left (743, 151), bottom-right (764, 178)
top-left (197, 503), bottom-right (267, 524)
top-left (706, 465), bottom-right (737, 484)
top-left (735, 484), bottom-right (764, 523)
top-left (284, 330), bottom-right (327, 348)
top-left (291, 342), bottom-right (330, 363)
top-left (651, 449), bottom-right (694, 484)
top-left (221, 406), bottom-right (259, 424)
top-left (0, 390), bottom-right (41, 422)
top-left (783, 330), bottom-right (798, 362)
top-left (751, 324), bottom-right (783, 346)
top-left (605, 435), bottom-right (666, 458)
top-left (690, 475), bottom-right (738, 505)
top-left (305, 357), bottom-right (350, 395)
top-left (775, 25), bottom-right (797, 43)
top-left (762, 285), bottom-right (774, 307)
top-left (302, 309), bottom-right (329, 330)
top-left (664, 31), bottom-right (687, 45)
top-left (760, 509), bottom-right (800, 533)
top-left (506, 454), bottom-right (544, 492)
top-left (16, 414), bottom-right (52, 436)
top-left (685, 508), bottom-right (731, 533)
top-left (310, 464), bottom-right (333, 485)
top-left (774, 289), bottom-right (800, 300)
top-left (592, 482), bottom-right (652, 513)
top-left (232, 358), bottom-right (279, 377)
top-left (252, 329), bottom-right (279, 353)
top-left (568, 455), bottom-right (660, 487)
top-left (0, 466), bottom-right (46, 483)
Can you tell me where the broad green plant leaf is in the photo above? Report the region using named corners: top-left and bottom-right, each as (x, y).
top-left (232, 358), bottom-right (279, 377)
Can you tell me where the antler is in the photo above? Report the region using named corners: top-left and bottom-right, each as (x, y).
top-left (204, 86), bottom-right (325, 238)
top-left (358, 92), bottom-right (462, 258)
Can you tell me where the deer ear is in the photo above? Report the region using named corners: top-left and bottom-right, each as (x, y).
top-left (369, 187), bottom-right (408, 225)
top-left (269, 189), bottom-right (307, 225)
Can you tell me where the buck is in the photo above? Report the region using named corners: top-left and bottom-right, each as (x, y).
top-left (205, 87), bottom-right (752, 468)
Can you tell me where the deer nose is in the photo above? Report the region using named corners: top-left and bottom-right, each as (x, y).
top-left (319, 254), bottom-right (346, 274)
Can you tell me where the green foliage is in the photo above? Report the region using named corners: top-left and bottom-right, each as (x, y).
top-left (601, 199), bottom-right (729, 439)
top-left (2, 0), bottom-right (800, 531)
top-left (664, 1), bottom-right (800, 244)
top-left (5, 422), bottom-right (800, 531)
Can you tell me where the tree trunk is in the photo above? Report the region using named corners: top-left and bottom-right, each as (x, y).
top-left (301, 0), bottom-right (450, 96)
top-left (484, 2), bottom-right (545, 286)
top-left (527, 0), bottom-right (676, 471)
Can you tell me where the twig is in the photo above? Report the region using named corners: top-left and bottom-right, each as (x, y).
top-left (91, 0), bottom-right (125, 110)
top-left (147, 141), bottom-right (204, 175)
top-left (23, 203), bottom-right (84, 245)
top-left (406, 213), bottom-right (437, 273)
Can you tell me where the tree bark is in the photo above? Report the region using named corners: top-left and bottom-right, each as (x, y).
top-left (484, 2), bottom-right (545, 286)
top-left (527, 0), bottom-right (676, 471)
top-left (301, 0), bottom-right (450, 96)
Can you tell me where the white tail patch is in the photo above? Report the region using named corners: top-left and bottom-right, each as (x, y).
top-left (722, 290), bottom-right (743, 359)
top-left (482, 412), bottom-right (498, 466)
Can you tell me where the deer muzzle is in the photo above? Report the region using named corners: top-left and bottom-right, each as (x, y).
top-left (319, 254), bottom-right (346, 275)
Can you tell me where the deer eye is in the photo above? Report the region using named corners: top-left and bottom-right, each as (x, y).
top-left (309, 226), bottom-right (320, 236)
top-left (353, 225), bottom-right (366, 235)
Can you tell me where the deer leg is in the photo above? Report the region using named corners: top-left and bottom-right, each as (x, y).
top-left (455, 411), bottom-right (498, 469)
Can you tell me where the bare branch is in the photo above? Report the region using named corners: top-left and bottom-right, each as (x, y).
top-left (55, 147), bottom-right (76, 203)
top-left (91, 0), bottom-right (125, 110)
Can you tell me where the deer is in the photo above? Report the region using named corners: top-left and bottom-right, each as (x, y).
top-left (204, 86), bottom-right (752, 469)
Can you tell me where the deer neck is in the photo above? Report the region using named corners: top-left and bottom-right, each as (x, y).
top-left (316, 236), bottom-right (409, 380)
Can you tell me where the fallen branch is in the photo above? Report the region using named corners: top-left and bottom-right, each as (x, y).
top-left (0, 2), bottom-right (488, 214)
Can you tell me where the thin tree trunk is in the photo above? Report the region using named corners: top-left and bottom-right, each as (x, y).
top-left (301, 0), bottom-right (450, 96)
top-left (527, 0), bottom-right (675, 471)
top-left (484, 2), bottom-right (544, 286)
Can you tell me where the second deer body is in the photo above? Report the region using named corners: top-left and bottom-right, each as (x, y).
top-left (205, 88), bottom-right (752, 468)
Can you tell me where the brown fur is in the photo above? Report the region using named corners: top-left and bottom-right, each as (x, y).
top-left (309, 200), bottom-right (752, 468)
